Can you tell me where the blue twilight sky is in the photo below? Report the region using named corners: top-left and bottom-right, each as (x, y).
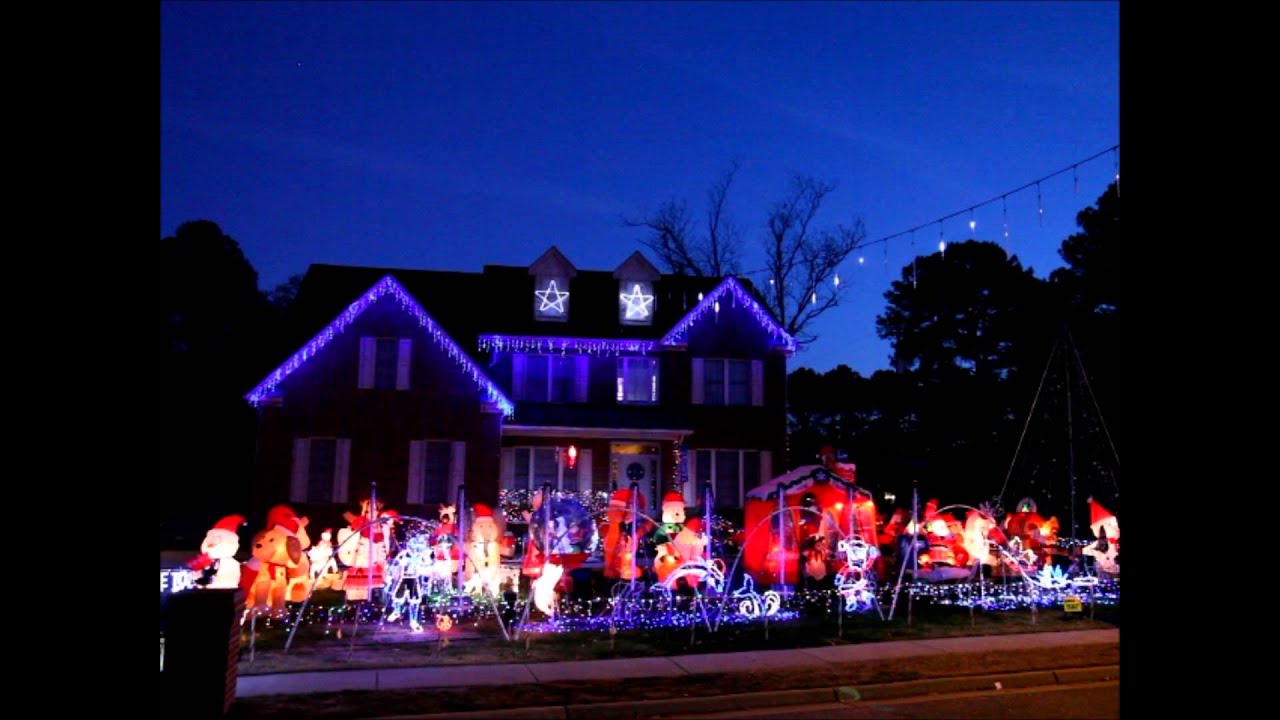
top-left (160, 1), bottom-right (1119, 376)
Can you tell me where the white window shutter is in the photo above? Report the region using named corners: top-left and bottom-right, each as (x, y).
top-left (358, 338), bottom-right (376, 389)
top-left (501, 448), bottom-right (516, 491)
top-left (396, 339), bottom-right (412, 390)
top-left (691, 358), bottom-right (704, 404)
top-left (334, 438), bottom-right (351, 503)
top-left (449, 441), bottom-right (467, 505)
top-left (577, 448), bottom-right (593, 493)
top-left (575, 355), bottom-right (590, 403)
top-left (513, 354), bottom-right (527, 400)
top-left (291, 438), bottom-right (310, 502)
top-left (687, 448), bottom-right (700, 505)
top-left (407, 441), bottom-right (425, 504)
top-left (759, 450), bottom-right (773, 486)
top-left (751, 360), bottom-right (765, 406)
top-left (683, 450), bottom-right (696, 507)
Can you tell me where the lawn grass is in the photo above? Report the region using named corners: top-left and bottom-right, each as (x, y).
top-left (229, 606), bottom-right (1119, 719)
top-left (237, 598), bottom-right (1119, 676)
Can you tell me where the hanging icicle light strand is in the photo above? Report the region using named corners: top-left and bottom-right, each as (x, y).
top-left (855, 143), bottom-right (1118, 253)
top-left (1002, 195), bottom-right (1009, 245)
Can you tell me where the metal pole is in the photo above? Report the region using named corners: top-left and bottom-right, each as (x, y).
top-left (777, 488), bottom-right (786, 591)
top-left (349, 482), bottom-right (379, 653)
top-left (704, 482), bottom-right (713, 566)
top-left (908, 485), bottom-right (918, 626)
top-left (456, 485), bottom-right (467, 602)
top-left (629, 481), bottom-right (640, 590)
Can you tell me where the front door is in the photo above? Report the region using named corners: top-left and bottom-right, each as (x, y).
top-left (613, 451), bottom-right (659, 517)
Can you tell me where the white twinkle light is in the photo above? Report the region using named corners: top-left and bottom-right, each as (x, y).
top-left (939, 239), bottom-right (947, 254)
top-left (811, 292), bottom-right (817, 305)
top-left (857, 256), bottom-right (865, 265)
top-left (833, 273), bottom-right (840, 287)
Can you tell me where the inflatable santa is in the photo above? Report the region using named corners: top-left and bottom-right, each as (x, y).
top-left (187, 514), bottom-right (246, 589)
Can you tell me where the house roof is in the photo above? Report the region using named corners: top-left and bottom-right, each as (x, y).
top-left (253, 254), bottom-right (797, 411)
top-left (245, 275), bottom-right (515, 415)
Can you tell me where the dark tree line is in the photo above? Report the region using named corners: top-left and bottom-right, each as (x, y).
top-left (156, 220), bottom-right (304, 546)
top-left (788, 184), bottom-right (1121, 528)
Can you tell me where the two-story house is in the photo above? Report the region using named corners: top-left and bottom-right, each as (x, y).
top-left (245, 248), bottom-right (795, 528)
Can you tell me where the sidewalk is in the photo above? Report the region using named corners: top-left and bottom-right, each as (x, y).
top-left (236, 628), bottom-right (1118, 699)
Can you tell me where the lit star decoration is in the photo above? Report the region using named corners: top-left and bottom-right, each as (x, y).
top-left (245, 275), bottom-right (515, 416)
top-left (620, 283), bottom-right (655, 320)
top-left (662, 277), bottom-right (795, 354)
top-left (535, 280), bottom-right (570, 314)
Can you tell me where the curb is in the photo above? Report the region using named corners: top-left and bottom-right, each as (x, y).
top-left (370, 665), bottom-right (1120, 720)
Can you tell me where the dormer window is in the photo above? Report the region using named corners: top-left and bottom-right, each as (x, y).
top-left (534, 276), bottom-right (570, 321)
top-left (528, 246), bottom-right (577, 322)
top-left (619, 282), bottom-right (654, 324)
top-left (613, 251), bottom-right (661, 327)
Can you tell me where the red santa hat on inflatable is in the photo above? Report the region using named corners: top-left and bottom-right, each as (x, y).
top-left (683, 517), bottom-right (704, 533)
top-left (662, 491), bottom-right (684, 507)
top-left (266, 505), bottom-right (301, 535)
top-left (212, 514), bottom-right (246, 533)
top-left (1089, 498), bottom-right (1118, 537)
top-left (609, 487), bottom-right (646, 510)
top-left (473, 503), bottom-right (494, 519)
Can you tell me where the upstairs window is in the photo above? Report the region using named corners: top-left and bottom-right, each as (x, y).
top-left (534, 276), bottom-right (570, 321)
top-left (514, 354), bottom-right (589, 403)
top-left (693, 358), bottom-right (764, 406)
top-left (618, 281), bottom-right (655, 326)
top-left (616, 357), bottom-right (659, 404)
top-left (358, 337), bottom-right (411, 390)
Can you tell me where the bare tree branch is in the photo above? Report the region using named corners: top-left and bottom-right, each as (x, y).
top-left (760, 176), bottom-right (865, 348)
top-left (630, 166), bottom-right (864, 348)
top-left (622, 199), bottom-right (704, 276)
top-left (625, 162), bottom-right (744, 277)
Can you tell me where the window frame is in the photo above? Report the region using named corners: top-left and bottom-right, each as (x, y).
top-left (616, 356), bottom-right (659, 404)
top-left (694, 448), bottom-right (762, 507)
top-left (507, 446), bottom-right (578, 491)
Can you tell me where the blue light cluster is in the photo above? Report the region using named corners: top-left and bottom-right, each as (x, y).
top-left (660, 277), bottom-right (796, 353)
top-left (245, 275), bottom-right (515, 416)
top-left (479, 335), bottom-right (659, 356)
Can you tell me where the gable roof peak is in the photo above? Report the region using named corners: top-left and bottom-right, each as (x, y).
top-left (612, 251), bottom-right (661, 281)
top-left (528, 246), bottom-right (578, 278)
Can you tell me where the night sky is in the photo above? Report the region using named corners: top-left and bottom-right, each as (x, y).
top-left (160, 2), bottom-right (1119, 375)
